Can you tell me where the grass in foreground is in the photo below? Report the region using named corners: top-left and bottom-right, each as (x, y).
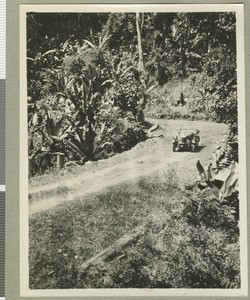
top-left (29, 168), bottom-right (240, 289)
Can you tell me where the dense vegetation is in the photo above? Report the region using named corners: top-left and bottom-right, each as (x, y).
top-left (28, 11), bottom-right (240, 289)
top-left (27, 12), bottom-right (237, 172)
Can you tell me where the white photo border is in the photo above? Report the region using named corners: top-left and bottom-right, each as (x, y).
top-left (20, 3), bottom-right (247, 297)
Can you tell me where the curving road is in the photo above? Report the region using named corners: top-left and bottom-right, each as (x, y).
top-left (29, 119), bottom-right (228, 215)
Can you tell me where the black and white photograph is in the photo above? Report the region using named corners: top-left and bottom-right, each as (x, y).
top-left (20, 4), bottom-right (247, 297)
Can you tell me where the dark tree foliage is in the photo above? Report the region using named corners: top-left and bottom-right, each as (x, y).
top-left (102, 13), bottom-right (137, 54)
top-left (27, 11), bottom-right (238, 169)
top-left (27, 13), bottom-right (109, 56)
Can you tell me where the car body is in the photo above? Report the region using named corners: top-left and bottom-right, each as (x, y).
top-left (172, 128), bottom-right (200, 152)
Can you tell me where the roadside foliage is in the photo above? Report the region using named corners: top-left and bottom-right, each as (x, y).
top-left (27, 12), bottom-right (240, 289)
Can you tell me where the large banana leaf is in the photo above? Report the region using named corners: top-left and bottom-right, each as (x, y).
top-left (65, 138), bottom-right (87, 158)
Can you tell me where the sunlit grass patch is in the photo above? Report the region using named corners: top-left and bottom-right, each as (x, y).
top-left (29, 168), bottom-right (239, 289)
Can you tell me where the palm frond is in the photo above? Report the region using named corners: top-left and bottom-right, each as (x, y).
top-left (42, 50), bottom-right (56, 57)
top-left (65, 139), bottom-right (86, 157)
top-left (83, 39), bottom-right (95, 48)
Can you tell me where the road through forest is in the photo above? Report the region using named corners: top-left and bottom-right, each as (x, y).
top-left (29, 118), bottom-right (228, 215)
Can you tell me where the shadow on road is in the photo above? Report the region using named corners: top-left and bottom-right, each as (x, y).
top-left (196, 145), bottom-right (206, 152)
top-left (172, 145), bottom-right (206, 153)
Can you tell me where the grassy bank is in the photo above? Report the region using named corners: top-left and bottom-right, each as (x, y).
top-left (29, 168), bottom-right (239, 289)
top-left (145, 75), bottom-right (214, 121)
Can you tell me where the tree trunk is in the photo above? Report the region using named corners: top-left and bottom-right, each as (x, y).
top-left (56, 153), bottom-right (65, 169)
top-left (180, 47), bottom-right (186, 77)
top-left (136, 12), bottom-right (144, 72)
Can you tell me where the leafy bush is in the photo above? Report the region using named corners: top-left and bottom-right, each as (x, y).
top-left (144, 75), bottom-right (213, 121)
top-left (28, 38), bottom-right (148, 174)
top-left (85, 184), bottom-right (240, 289)
top-left (77, 198), bottom-right (240, 289)
top-left (201, 49), bottom-right (237, 135)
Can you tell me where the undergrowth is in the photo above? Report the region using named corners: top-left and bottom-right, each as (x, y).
top-left (29, 168), bottom-right (240, 289)
top-left (144, 75), bottom-right (214, 121)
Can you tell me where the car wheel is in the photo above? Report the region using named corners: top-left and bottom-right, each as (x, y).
top-left (173, 144), bottom-right (178, 152)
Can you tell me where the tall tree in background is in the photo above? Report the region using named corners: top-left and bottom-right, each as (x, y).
top-left (136, 12), bottom-right (145, 72)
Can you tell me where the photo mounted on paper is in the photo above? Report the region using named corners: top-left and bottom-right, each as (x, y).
top-left (19, 4), bottom-right (247, 297)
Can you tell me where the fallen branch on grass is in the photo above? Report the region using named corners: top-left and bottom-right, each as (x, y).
top-left (80, 225), bottom-right (146, 272)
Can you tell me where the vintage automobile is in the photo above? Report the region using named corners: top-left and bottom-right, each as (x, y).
top-left (172, 128), bottom-right (200, 152)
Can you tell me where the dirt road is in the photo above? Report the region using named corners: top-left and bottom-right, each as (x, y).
top-left (29, 119), bottom-right (228, 215)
